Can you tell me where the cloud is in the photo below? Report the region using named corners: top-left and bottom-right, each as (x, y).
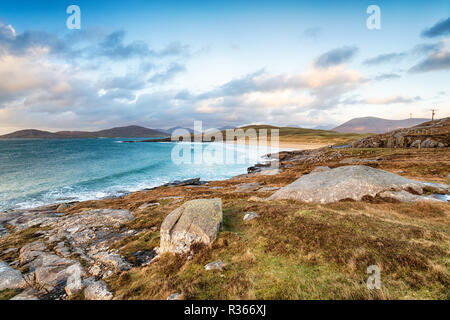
top-left (412, 42), bottom-right (443, 55)
top-left (97, 30), bottom-right (149, 59)
top-left (0, 20), bottom-right (190, 63)
top-left (363, 52), bottom-right (407, 65)
top-left (409, 45), bottom-right (450, 73)
top-left (314, 46), bottom-right (358, 68)
top-left (302, 27), bottom-right (322, 40)
top-left (99, 72), bottom-right (148, 91)
top-left (341, 95), bottom-right (422, 106)
top-left (372, 73), bottom-right (402, 81)
top-left (365, 95), bottom-right (421, 105)
top-left (0, 21), bottom-right (67, 56)
top-left (148, 63), bottom-right (186, 84)
top-left (421, 17), bottom-right (450, 38)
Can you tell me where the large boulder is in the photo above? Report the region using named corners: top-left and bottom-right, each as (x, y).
top-left (0, 261), bottom-right (27, 290)
top-left (159, 198), bottom-right (222, 254)
top-left (268, 165), bottom-right (447, 203)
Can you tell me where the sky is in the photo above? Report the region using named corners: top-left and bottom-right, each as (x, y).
top-left (0, 0), bottom-right (449, 133)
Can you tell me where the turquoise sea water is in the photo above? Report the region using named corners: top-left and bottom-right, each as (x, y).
top-left (0, 138), bottom-right (274, 211)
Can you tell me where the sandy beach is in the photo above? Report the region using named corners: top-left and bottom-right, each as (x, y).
top-left (222, 139), bottom-right (329, 151)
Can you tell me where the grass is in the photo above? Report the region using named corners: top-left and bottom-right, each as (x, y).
top-left (0, 226), bottom-right (48, 264)
top-left (105, 196), bottom-right (449, 299)
top-left (146, 124), bottom-right (370, 145)
top-left (0, 289), bottom-right (21, 300)
top-left (1, 143), bottom-right (448, 300)
top-left (99, 147), bottom-right (450, 300)
top-left (68, 146), bottom-right (447, 300)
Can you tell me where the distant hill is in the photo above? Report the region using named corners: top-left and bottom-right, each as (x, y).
top-left (157, 126), bottom-right (195, 135)
top-left (352, 117), bottom-right (449, 148)
top-left (157, 126), bottom-right (236, 135)
top-left (333, 117), bottom-right (430, 134)
top-left (0, 125), bottom-right (168, 139)
top-left (142, 124), bottom-right (368, 145)
top-left (0, 129), bottom-right (64, 139)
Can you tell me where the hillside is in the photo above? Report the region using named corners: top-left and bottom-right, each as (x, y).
top-left (333, 117), bottom-right (429, 134)
top-left (0, 129), bottom-right (64, 139)
top-left (144, 124), bottom-right (369, 146)
top-left (0, 126), bottom-right (168, 139)
top-left (352, 117), bottom-right (450, 148)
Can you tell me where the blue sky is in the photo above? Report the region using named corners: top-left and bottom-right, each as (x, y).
top-left (0, 0), bottom-right (449, 133)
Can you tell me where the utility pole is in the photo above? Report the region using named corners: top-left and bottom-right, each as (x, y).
top-left (431, 109), bottom-right (437, 121)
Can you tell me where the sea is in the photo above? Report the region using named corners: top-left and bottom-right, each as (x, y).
top-left (0, 138), bottom-right (279, 211)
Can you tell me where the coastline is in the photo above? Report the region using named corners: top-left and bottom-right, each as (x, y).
top-left (1, 144), bottom-right (449, 300)
top-left (1, 140), bottom-right (320, 213)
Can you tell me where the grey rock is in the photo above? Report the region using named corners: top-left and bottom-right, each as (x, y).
top-left (89, 265), bottom-right (102, 277)
top-left (0, 225), bottom-right (9, 238)
top-left (2, 247), bottom-right (18, 255)
top-left (138, 202), bottom-right (160, 210)
top-left (19, 241), bottom-right (47, 265)
top-left (379, 190), bottom-right (442, 203)
top-left (204, 260), bottom-right (226, 271)
top-left (243, 212), bottom-right (259, 221)
top-left (160, 196), bottom-right (184, 200)
top-left (411, 140), bottom-right (421, 148)
top-left (167, 293), bottom-right (181, 300)
top-left (259, 168), bottom-right (282, 176)
top-left (234, 182), bottom-right (262, 192)
top-left (159, 199), bottom-right (222, 254)
top-left (268, 165), bottom-right (437, 203)
top-left (339, 158), bottom-right (359, 164)
top-left (10, 288), bottom-right (40, 300)
top-left (54, 242), bottom-right (71, 257)
top-left (65, 264), bottom-right (85, 296)
top-left (310, 166), bottom-right (331, 173)
top-left (102, 270), bottom-right (114, 279)
top-left (33, 254), bottom-right (81, 291)
top-left (258, 187), bottom-right (280, 192)
top-left (84, 280), bottom-right (113, 300)
top-left (56, 203), bottom-right (70, 213)
top-left (90, 251), bottom-right (131, 272)
top-left (0, 260), bottom-right (27, 290)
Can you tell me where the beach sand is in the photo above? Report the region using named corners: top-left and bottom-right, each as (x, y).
top-left (222, 139), bottom-right (329, 151)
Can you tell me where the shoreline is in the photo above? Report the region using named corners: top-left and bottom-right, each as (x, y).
top-left (1, 141), bottom-right (325, 213)
top-left (1, 143), bottom-right (449, 300)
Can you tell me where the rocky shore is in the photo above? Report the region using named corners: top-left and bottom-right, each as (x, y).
top-left (1, 144), bottom-right (449, 300)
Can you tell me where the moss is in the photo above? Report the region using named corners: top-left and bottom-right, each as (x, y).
top-left (0, 289), bottom-right (21, 300)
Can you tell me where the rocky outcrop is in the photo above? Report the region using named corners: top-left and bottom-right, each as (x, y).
top-left (233, 182), bottom-right (262, 192)
top-left (378, 190), bottom-right (441, 203)
top-left (0, 260), bottom-right (27, 290)
top-left (158, 199), bottom-right (223, 254)
top-left (243, 212), bottom-right (259, 221)
top-left (163, 178), bottom-right (208, 187)
top-left (352, 117), bottom-right (449, 148)
top-left (84, 280), bottom-right (113, 300)
top-left (9, 288), bottom-right (40, 300)
top-left (268, 165), bottom-right (448, 203)
top-left (204, 260), bottom-right (226, 271)
top-left (1, 207), bottom-right (135, 300)
top-left (167, 293), bottom-right (182, 300)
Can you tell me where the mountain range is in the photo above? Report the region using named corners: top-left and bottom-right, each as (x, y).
top-left (0, 117), bottom-right (435, 139)
top-left (0, 125), bottom-right (168, 139)
top-left (332, 117), bottom-right (430, 134)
